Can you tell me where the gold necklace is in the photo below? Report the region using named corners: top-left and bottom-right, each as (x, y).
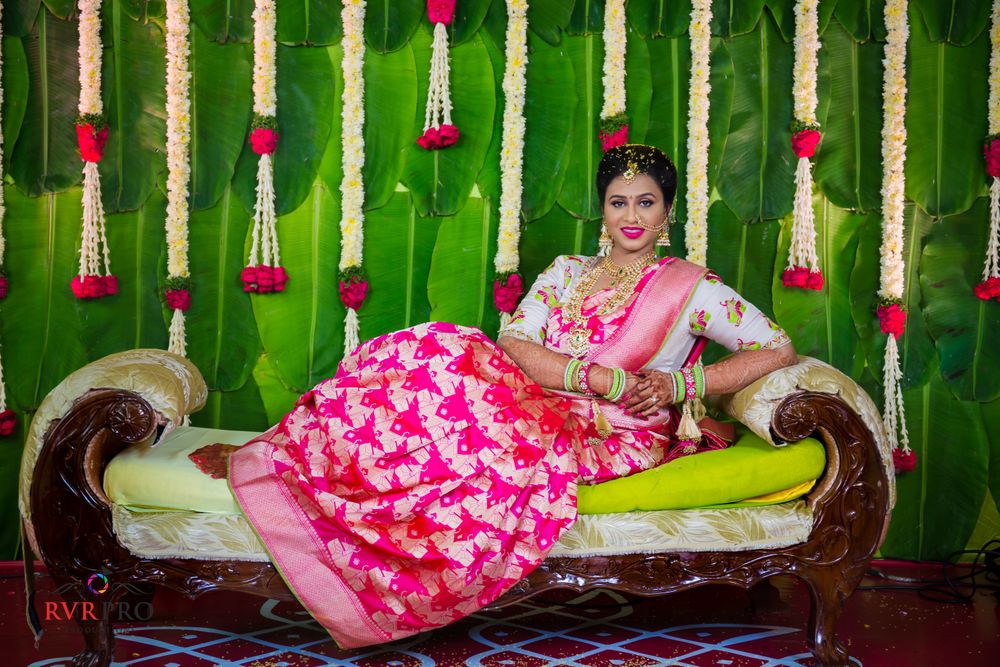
top-left (563, 251), bottom-right (656, 357)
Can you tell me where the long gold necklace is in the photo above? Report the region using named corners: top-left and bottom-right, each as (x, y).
top-left (564, 251), bottom-right (656, 357)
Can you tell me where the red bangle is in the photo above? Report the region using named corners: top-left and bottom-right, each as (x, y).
top-left (577, 362), bottom-right (595, 395)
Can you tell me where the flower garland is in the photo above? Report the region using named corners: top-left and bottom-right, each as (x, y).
top-left (339, 0), bottom-right (368, 354)
top-left (684, 0), bottom-right (712, 266)
top-left (417, 0), bottom-right (459, 150)
top-left (878, 0), bottom-right (914, 474)
top-left (783, 0), bottom-right (824, 291)
top-left (164, 0), bottom-right (192, 357)
top-left (73, 0), bottom-right (116, 300)
top-left (0, 0), bottom-right (13, 438)
top-left (493, 0), bottom-right (529, 327)
top-left (242, 0), bottom-right (288, 295)
top-left (598, 0), bottom-right (628, 151)
top-left (977, 3), bottom-right (1000, 302)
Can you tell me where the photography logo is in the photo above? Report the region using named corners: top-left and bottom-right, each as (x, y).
top-left (46, 573), bottom-right (154, 622)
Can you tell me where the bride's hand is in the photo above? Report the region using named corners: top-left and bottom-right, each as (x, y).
top-left (621, 370), bottom-right (676, 418)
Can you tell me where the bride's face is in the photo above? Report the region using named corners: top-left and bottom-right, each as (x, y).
top-left (602, 173), bottom-right (669, 257)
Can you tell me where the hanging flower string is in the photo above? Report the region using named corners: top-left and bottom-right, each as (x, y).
top-left (684, 0), bottom-right (712, 267)
top-left (977, 4), bottom-right (1000, 301)
top-left (417, 0), bottom-right (459, 150)
top-left (598, 0), bottom-right (628, 151)
top-left (73, 0), bottom-right (116, 300)
top-left (879, 0), bottom-right (914, 474)
top-left (493, 0), bottom-right (529, 328)
top-left (0, 0), bottom-right (13, 438)
top-left (242, 0), bottom-right (288, 294)
top-left (339, 0), bottom-right (368, 354)
top-left (783, 0), bottom-right (823, 291)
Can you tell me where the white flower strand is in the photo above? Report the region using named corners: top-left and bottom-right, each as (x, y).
top-left (600, 0), bottom-right (626, 120)
top-left (424, 22), bottom-right (454, 131)
top-left (787, 0), bottom-right (820, 275)
top-left (684, 0), bottom-right (712, 266)
top-left (340, 0), bottom-right (366, 354)
top-left (879, 0), bottom-right (910, 454)
top-left (984, 180), bottom-right (1000, 282)
top-left (789, 157), bottom-right (819, 270)
top-left (80, 162), bottom-right (110, 277)
top-left (982, 3), bottom-right (1000, 283)
top-left (78, 0), bottom-right (103, 117)
top-left (248, 0), bottom-right (280, 269)
top-left (494, 0), bottom-right (529, 329)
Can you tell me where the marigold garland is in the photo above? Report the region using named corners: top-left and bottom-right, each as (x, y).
top-left (0, 0), bottom-right (13, 437)
top-left (783, 0), bottom-right (824, 292)
top-left (418, 0), bottom-right (459, 150)
top-left (879, 0), bottom-right (912, 473)
top-left (339, 0), bottom-right (368, 354)
top-left (684, 0), bottom-right (712, 267)
top-left (242, 0), bottom-right (287, 295)
top-left (493, 0), bottom-right (529, 328)
top-left (977, 4), bottom-right (1000, 302)
top-left (74, 0), bottom-right (116, 300)
top-left (599, 0), bottom-right (628, 151)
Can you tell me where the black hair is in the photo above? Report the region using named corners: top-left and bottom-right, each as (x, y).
top-left (596, 144), bottom-right (678, 205)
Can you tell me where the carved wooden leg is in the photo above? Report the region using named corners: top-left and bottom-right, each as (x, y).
top-left (50, 573), bottom-right (116, 667)
top-left (800, 569), bottom-right (851, 667)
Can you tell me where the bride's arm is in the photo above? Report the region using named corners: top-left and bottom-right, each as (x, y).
top-left (497, 336), bottom-right (639, 397)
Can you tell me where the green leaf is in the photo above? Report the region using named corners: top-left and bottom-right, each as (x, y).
top-left (981, 399), bottom-right (1000, 520)
top-left (191, 0), bottom-right (254, 43)
top-left (706, 41), bottom-right (736, 191)
top-left (360, 191), bottom-right (439, 340)
top-left (251, 180), bottom-right (343, 394)
top-left (921, 198), bottom-right (1000, 402)
top-left (9, 9), bottom-right (81, 195)
top-left (41, 0), bottom-right (72, 20)
top-left (555, 33), bottom-right (602, 220)
top-left (233, 43), bottom-right (336, 216)
top-left (763, 0), bottom-right (794, 42)
top-left (185, 187), bottom-right (261, 391)
top-left (623, 24), bottom-right (652, 145)
top-left (705, 200), bottom-right (779, 323)
top-left (276, 0), bottom-right (342, 46)
top-left (99, 1), bottom-right (166, 213)
top-left (2, 37), bottom-right (30, 171)
top-left (813, 21), bottom-right (883, 214)
top-left (190, 376), bottom-right (269, 432)
top-left (835, 0), bottom-right (887, 43)
top-left (121, 1), bottom-right (167, 23)
top-left (905, 9), bottom-right (989, 218)
top-left (716, 13), bottom-right (795, 222)
top-left (771, 196), bottom-right (865, 375)
top-left (252, 352), bottom-right (300, 426)
top-left (626, 0), bottom-right (691, 38)
top-left (445, 0), bottom-right (492, 46)
top-left (710, 0), bottom-right (765, 37)
top-left (880, 367), bottom-right (989, 561)
top-left (363, 44), bottom-right (417, 211)
top-left (401, 31), bottom-right (495, 217)
top-left (568, 0), bottom-right (603, 35)
top-left (5, 0), bottom-right (42, 37)
top-left (528, 0), bottom-right (574, 45)
top-left (519, 204), bottom-right (600, 285)
top-left (427, 195), bottom-right (500, 337)
top-left (364, 0), bottom-right (421, 53)
top-left (912, 0), bottom-right (991, 46)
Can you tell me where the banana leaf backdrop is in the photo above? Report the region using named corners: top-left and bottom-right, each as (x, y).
top-left (0, 0), bottom-right (998, 561)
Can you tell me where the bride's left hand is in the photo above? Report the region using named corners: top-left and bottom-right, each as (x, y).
top-left (620, 370), bottom-right (676, 418)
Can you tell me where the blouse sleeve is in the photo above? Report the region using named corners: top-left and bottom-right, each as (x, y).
top-left (498, 256), bottom-right (573, 344)
top-left (685, 271), bottom-right (791, 353)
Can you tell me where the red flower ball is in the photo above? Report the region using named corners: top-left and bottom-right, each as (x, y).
top-left (493, 273), bottom-right (525, 314)
top-left (893, 447), bottom-right (917, 474)
top-left (241, 266), bottom-right (259, 292)
top-left (984, 139), bottom-right (1000, 177)
top-left (438, 124), bottom-right (460, 147)
top-left (0, 409), bottom-right (16, 437)
top-left (0, 276), bottom-right (8, 301)
top-left (877, 303), bottom-right (906, 339)
top-left (791, 129), bottom-right (821, 158)
top-left (272, 265), bottom-right (289, 292)
top-left (427, 0), bottom-right (456, 24)
top-left (781, 267), bottom-right (809, 288)
top-left (974, 276), bottom-right (1000, 300)
top-left (102, 274), bottom-right (119, 296)
top-left (340, 277), bottom-right (369, 310)
top-left (165, 288), bottom-right (191, 312)
top-left (418, 127), bottom-right (444, 150)
top-left (71, 274), bottom-right (108, 299)
top-left (256, 265), bottom-right (276, 293)
top-left (250, 127), bottom-right (279, 155)
top-left (805, 270), bottom-right (824, 291)
top-left (599, 125), bottom-right (629, 152)
top-left (76, 123), bottom-right (109, 163)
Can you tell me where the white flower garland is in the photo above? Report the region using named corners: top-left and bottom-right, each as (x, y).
top-left (419, 1), bottom-right (457, 149)
top-left (879, 0), bottom-right (910, 457)
top-left (599, 0), bottom-right (627, 149)
top-left (979, 3), bottom-right (1000, 290)
top-left (684, 0), bottom-right (712, 266)
top-left (165, 0), bottom-right (191, 357)
top-left (339, 0), bottom-right (367, 354)
top-left (493, 0), bottom-right (529, 329)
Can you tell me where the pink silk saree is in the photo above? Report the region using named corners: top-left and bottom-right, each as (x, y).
top-left (229, 257), bottom-right (721, 648)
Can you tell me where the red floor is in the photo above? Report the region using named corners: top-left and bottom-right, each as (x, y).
top-left (1, 561), bottom-right (997, 666)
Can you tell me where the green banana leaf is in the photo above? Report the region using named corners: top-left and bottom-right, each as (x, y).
top-left (190, 376), bottom-right (269, 432)
top-left (188, 28), bottom-right (252, 211)
top-left (624, 25), bottom-right (651, 145)
top-left (850, 205), bottom-right (937, 392)
top-left (444, 0), bottom-right (492, 46)
top-left (184, 186), bottom-right (261, 391)
top-left (121, 1), bottom-right (167, 23)
top-left (360, 191), bottom-right (439, 340)
top-left (365, 0), bottom-right (421, 53)
top-left (813, 21), bottom-right (883, 214)
top-left (705, 199), bottom-right (778, 323)
top-left (99, 2), bottom-right (166, 213)
top-left (912, 0), bottom-right (991, 46)
top-left (555, 32), bottom-right (603, 220)
top-left (921, 197), bottom-right (1000, 402)
top-left (252, 352), bottom-right (300, 426)
top-left (626, 0), bottom-right (691, 38)
top-left (472, 16), bottom-right (504, 203)
top-left (568, 0), bottom-right (602, 35)
top-left (276, 0), bottom-right (341, 46)
top-left (191, 0), bottom-right (254, 44)
top-left (905, 10), bottom-right (989, 218)
top-left (9, 9), bottom-right (81, 196)
top-left (2, 37), bottom-right (30, 171)
top-left (764, 0), bottom-right (838, 42)
top-left (519, 203), bottom-right (600, 285)
top-left (232, 43), bottom-right (335, 217)
top-left (835, 0), bottom-right (887, 43)
top-left (4, 0), bottom-right (42, 37)
top-left (401, 30), bottom-right (495, 217)
top-left (716, 12), bottom-right (796, 222)
top-left (710, 0), bottom-right (765, 38)
top-left (427, 194), bottom-right (501, 338)
top-left (980, 399), bottom-right (1000, 519)
top-left (963, 491), bottom-right (1000, 560)
top-left (363, 44), bottom-right (417, 212)
top-left (528, 0), bottom-right (574, 45)
top-left (77, 189), bottom-right (168, 360)
top-left (41, 0), bottom-right (71, 20)
top-left (771, 196), bottom-right (865, 376)
top-left (250, 179), bottom-right (343, 394)
top-left (880, 364), bottom-right (989, 561)
top-left (316, 43), bottom-right (344, 199)
top-left (0, 187), bottom-right (87, 411)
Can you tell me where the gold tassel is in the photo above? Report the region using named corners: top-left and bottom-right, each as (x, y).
top-left (592, 399), bottom-right (613, 439)
top-left (676, 399), bottom-right (702, 446)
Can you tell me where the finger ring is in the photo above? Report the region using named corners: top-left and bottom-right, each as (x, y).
top-left (649, 394), bottom-right (658, 404)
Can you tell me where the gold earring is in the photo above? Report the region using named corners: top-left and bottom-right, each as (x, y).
top-left (656, 226), bottom-right (671, 247)
top-left (599, 225), bottom-right (613, 254)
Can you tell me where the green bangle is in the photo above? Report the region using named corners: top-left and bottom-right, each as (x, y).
top-left (692, 364), bottom-right (705, 399)
top-left (565, 359), bottom-right (582, 392)
top-left (670, 370), bottom-right (685, 403)
top-left (603, 367), bottom-right (625, 402)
